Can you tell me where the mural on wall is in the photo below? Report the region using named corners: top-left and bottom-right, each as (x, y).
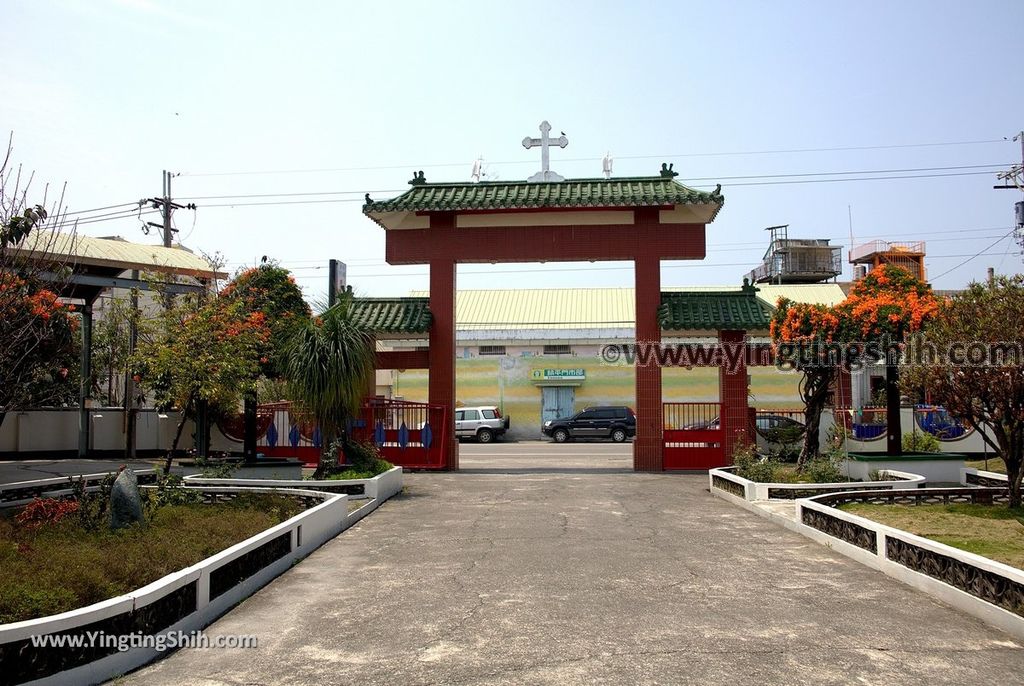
top-left (393, 351), bottom-right (804, 439)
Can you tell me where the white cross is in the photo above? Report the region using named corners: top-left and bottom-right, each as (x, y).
top-left (522, 120), bottom-right (568, 182)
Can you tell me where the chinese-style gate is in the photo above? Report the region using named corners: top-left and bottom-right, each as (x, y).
top-left (363, 123), bottom-right (737, 472)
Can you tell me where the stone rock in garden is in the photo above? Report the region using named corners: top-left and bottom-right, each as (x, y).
top-left (110, 468), bottom-right (144, 530)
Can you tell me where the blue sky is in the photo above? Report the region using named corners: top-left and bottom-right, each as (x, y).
top-left (4, 0), bottom-right (1023, 301)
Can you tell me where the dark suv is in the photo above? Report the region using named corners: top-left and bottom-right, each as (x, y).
top-left (542, 406), bottom-right (636, 443)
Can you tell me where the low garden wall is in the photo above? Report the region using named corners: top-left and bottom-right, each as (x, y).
top-left (0, 474), bottom-right (400, 685)
top-left (708, 466), bottom-right (926, 502)
top-left (796, 487), bottom-right (1024, 640)
top-left (182, 465), bottom-right (404, 501)
top-left (0, 470), bottom-right (158, 509)
top-left (961, 467), bottom-right (1009, 488)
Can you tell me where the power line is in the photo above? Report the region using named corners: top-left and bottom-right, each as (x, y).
top-left (190, 169), bottom-right (1001, 211)
top-left (61, 201), bottom-right (141, 217)
top-left (179, 138), bottom-right (1009, 177)
top-left (176, 164), bottom-right (1008, 206)
top-left (929, 230), bottom-right (1017, 280)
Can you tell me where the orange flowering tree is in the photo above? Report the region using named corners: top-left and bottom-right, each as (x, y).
top-left (834, 265), bottom-right (939, 455)
top-left (770, 299), bottom-right (846, 463)
top-left (220, 262), bottom-right (311, 379)
top-left (1, 140), bottom-right (79, 421)
top-left (771, 264), bottom-right (938, 462)
top-left (132, 293), bottom-right (271, 470)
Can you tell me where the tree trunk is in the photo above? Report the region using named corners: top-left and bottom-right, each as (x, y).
top-left (886, 363), bottom-right (902, 456)
top-left (243, 393), bottom-right (257, 465)
top-left (1005, 434), bottom-right (1022, 509)
top-left (164, 394), bottom-right (195, 473)
top-left (166, 412), bottom-right (188, 473)
top-left (799, 368), bottom-right (833, 465)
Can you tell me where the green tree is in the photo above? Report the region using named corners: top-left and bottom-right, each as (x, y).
top-left (283, 295), bottom-right (375, 478)
top-left (902, 276), bottom-right (1024, 507)
top-left (132, 293), bottom-right (271, 471)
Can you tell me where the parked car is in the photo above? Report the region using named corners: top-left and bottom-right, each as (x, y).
top-left (542, 406), bottom-right (636, 443)
top-left (683, 416), bottom-right (720, 430)
top-left (455, 406), bottom-right (510, 443)
top-left (755, 414), bottom-right (805, 443)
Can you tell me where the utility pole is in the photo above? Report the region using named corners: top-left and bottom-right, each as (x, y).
top-left (994, 131), bottom-right (1024, 251)
top-left (144, 170), bottom-right (196, 248)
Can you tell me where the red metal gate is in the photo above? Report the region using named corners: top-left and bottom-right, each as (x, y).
top-left (351, 398), bottom-right (449, 470)
top-left (663, 402), bottom-right (727, 470)
top-left (255, 398), bottom-right (449, 469)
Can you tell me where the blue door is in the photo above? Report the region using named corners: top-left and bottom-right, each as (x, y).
top-left (541, 386), bottom-right (575, 425)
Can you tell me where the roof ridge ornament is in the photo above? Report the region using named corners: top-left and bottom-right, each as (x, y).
top-left (408, 170), bottom-right (426, 186)
top-left (659, 163), bottom-right (679, 178)
top-left (522, 120), bottom-right (568, 183)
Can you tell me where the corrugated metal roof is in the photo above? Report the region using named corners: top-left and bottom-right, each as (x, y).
top-left (12, 232), bottom-right (224, 277)
top-left (410, 284), bottom-right (846, 330)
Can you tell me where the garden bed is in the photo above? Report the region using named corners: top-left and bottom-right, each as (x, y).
top-left (709, 465), bottom-right (925, 502)
top-left (839, 502), bottom-right (1024, 569)
top-left (0, 493), bottom-right (302, 624)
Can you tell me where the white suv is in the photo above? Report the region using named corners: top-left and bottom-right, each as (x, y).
top-left (455, 406), bottom-right (510, 443)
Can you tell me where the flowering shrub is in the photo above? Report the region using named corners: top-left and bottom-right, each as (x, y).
top-left (0, 274), bottom-right (79, 411)
top-left (15, 498), bottom-right (80, 530)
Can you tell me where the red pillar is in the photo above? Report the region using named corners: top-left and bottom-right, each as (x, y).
top-left (428, 224), bottom-right (458, 470)
top-left (834, 367), bottom-right (853, 409)
top-left (719, 329), bottom-right (749, 460)
top-left (633, 253), bottom-right (663, 471)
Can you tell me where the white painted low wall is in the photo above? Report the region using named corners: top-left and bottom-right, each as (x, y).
top-left (0, 409), bottom-right (242, 455)
top-left (183, 466), bottom-right (404, 501)
top-left (844, 455), bottom-right (964, 483)
top-left (796, 491), bottom-right (1024, 641)
top-left (708, 466), bottom-right (926, 502)
top-left (0, 470), bottom-right (158, 508)
top-left (961, 467), bottom-right (1009, 487)
top-left (820, 408), bottom-right (990, 456)
top-left (0, 482), bottom-right (383, 686)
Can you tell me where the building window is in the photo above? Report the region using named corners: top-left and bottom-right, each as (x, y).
top-left (543, 344), bottom-right (571, 355)
top-left (479, 345), bottom-right (506, 356)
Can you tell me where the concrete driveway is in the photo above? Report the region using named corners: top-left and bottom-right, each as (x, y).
top-left (119, 443), bottom-right (1024, 685)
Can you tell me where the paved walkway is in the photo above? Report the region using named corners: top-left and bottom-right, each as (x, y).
top-left (122, 445), bottom-right (1024, 685)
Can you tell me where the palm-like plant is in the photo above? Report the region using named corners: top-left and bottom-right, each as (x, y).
top-left (283, 296), bottom-right (375, 477)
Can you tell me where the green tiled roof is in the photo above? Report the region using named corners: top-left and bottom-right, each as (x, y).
top-left (350, 297), bottom-right (431, 334)
top-left (363, 177), bottom-right (723, 214)
top-left (658, 288), bottom-right (773, 331)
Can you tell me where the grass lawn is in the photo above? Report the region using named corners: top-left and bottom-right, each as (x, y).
top-left (964, 457), bottom-right (1007, 474)
top-left (0, 493), bottom-right (303, 624)
top-left (840, 502), bottom-right (1024, 569)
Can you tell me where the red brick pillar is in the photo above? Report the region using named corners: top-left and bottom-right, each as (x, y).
top-left (634, 254), bottom-right (663, 472)
top-left (834, 367), bottom-right (853, 409)
top-left (364, 334), bottom-right (379, 401)
top-left (428, 254), bottom-right (458, 471)
top-left (719, 329), bottom-right (749, 461)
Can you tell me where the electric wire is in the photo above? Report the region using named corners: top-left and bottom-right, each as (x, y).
top-left (178, 138), bottom-right (1009, 177)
